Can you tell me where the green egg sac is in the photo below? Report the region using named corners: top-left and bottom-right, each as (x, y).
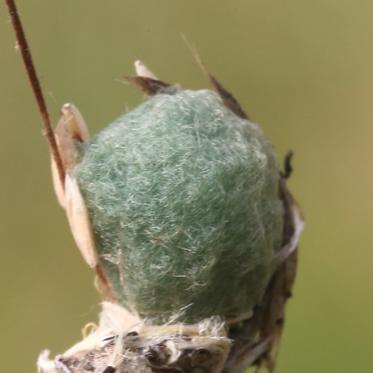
top-left (75, 89), bottom-right (284, 324)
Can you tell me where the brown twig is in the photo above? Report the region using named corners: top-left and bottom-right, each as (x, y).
top-left (5, 0), bottom-right (65, 186)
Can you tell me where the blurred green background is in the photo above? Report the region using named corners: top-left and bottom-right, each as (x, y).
top-left (1, 0), bottom-right (372, 372)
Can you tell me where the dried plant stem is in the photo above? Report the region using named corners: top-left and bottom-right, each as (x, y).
top-left (5, 0), bottom-right (65, 185)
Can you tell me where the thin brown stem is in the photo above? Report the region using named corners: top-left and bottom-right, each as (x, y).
top-left (5, 0), bottom-right (65, 185)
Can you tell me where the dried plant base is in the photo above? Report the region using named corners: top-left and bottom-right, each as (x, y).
top-left (50, 334), bottom-right (230, 373)
top-left (38, 303), bottom-right (231, 373)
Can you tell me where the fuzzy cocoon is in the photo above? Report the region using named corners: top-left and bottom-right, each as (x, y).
top-left (75, 89), bottom-right (283, 323)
